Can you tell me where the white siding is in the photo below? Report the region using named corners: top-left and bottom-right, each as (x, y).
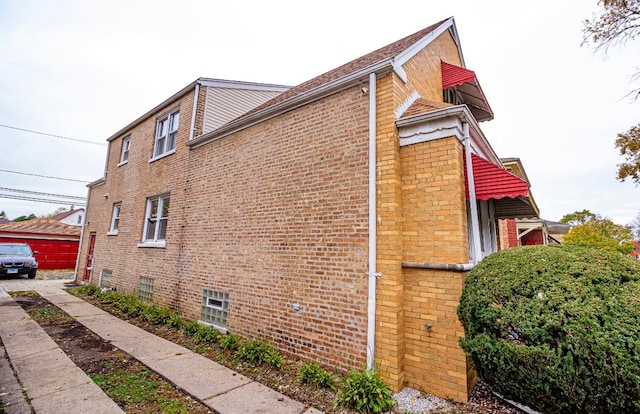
top-left (203, 87), bottom-right (282, 134)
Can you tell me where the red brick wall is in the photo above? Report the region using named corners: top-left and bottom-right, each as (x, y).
top-left (521, 229), bottom-right (544, 245)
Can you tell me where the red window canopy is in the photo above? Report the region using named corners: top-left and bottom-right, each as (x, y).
top-left (464, 154), bottom-right (538, 219)
top-left (441, 61), bottom-right (494, 122)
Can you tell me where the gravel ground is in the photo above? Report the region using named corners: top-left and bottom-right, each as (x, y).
top-left (35, 269), bottom-right (75, 280)
top-left (393, 387), bottom-right (451, 412)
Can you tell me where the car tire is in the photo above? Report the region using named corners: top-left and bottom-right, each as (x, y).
top-left (27, 271), bottom-right (36, 279)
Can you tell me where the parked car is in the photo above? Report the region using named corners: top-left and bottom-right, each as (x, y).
top-left (0, 242), bottom-right (38, 278)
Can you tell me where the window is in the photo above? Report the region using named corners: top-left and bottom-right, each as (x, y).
top-left (200, 289), bottom-right (229, 332)
top-left (153, 111), bottom-right (180, 158)
top-left (467, 200), bottom-right (497, 262)
top-left (119, 136), bottom-right (130, 164)
top-left (109, 203), bottom-right (121, 234)
top-left (142, 195), bottom-right (170, 244)
top-left (139, 277), bottom-right (154, 303)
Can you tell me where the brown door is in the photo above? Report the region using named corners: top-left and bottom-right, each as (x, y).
top-left (84, 232), bottom-right (96, 282)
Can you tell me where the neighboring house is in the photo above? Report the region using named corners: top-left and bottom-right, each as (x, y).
top-left (632, 241), bottom-right (640, 259)
top-left (51, 208), bottom-right (85, 226)
top-left (0, 219), bottom-right (81, 269)
top-left (77, 17), bottom-right (539, 402)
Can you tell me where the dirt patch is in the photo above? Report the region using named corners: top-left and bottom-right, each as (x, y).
top-left (13, 290), bottom-right (521, 413)
top-left (13, 293), bottom-right (213, 414)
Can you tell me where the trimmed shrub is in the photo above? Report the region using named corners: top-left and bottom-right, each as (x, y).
top-left (237, 340), bottom-right (283, 369)
top-left (458, 245), bottom-right (640, 413)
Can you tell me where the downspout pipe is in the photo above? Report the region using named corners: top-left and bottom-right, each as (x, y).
top-left (189, 82), bottom-right (200, 141)
top-left (366, 73), bottom-right (380, 371)
top-left (464, 122), bottom-right (482, 263)
top-left (72, 188), bottom-right (90, 284)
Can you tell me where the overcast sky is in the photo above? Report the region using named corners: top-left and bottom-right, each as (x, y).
top-left (1, 0), bottom-right (638, 226)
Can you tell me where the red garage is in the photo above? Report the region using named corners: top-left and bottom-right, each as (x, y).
top-left (0, 219), bottom-right (81, 270)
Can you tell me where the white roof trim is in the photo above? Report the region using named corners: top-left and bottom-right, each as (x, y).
top-left (198, 78), bottom-right (291, 92)
top-left (393, 17), bottom-right (462, 82)
top-left (188, 60), bottom-right (395, 149)
top-left (396, 104), bottom-right (500, 164)
top-left (395, 91), bottom-right (421, 119)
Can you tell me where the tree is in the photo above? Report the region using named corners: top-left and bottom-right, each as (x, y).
top-left (583, 0), bottom-right (640, 184)
top-left (615, 123), bottom-right (640, 184)
top-left (563, 213), bottom-right (635, 254)
top-left (559, 209), bottom-right (598, 225)
top-left (632, 210), bottom-right (640, 239)
top-left (13, 214), bottom-right (36, 222)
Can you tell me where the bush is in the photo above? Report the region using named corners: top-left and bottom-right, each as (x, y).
top-left (299, 362), bottom-right (336, 391)
top-left (335, 369), bottom-right (395, 413)
top-left (458, 245), bottom-right (640, 413)
top-left (237, 340), bottom-right (283, 369)
top-left (219, 333), bottom-right (241, 351)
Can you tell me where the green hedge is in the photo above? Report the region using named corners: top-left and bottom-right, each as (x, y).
top-left (458, 245), bottom-right (640, 413)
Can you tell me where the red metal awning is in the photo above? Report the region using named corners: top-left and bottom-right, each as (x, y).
top-left (441, 61), bottom-right (494, 122)
top-left (464, 154), bottom-right (538, 219)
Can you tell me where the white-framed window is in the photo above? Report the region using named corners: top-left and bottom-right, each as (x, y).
top-left (119, 136), bottom-right (131, 164)
top-left (108, 203), bottom-right (121, 234)
top-left (153, 111), bottom-right (180, 158)
top-left (467, 200), bottom-right (497, 262)
top-left (141, 195), bottom-right (170, 244)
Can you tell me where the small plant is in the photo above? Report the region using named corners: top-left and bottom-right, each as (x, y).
top-left (299, 362), bottom-right (336, 391)
top-left (219, 333), bottom-right (241, 351)
top-left (194, 324), bottom-right (222, 344)
top-left (183, 320), bottom-right (201, 337)
top-left (237, 340), bottom-right (283, 369)
top-left (335, 369), bottom-right (395, 413)
top-left (76, 284), bottom-right (101, 296)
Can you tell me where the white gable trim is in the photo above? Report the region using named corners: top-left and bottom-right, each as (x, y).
top-left (392, 17), bottom-right (463, 82)
top-left (198, 78), bottom-right (291, 92)
top-left (395, 91), bottom-right (421, 119)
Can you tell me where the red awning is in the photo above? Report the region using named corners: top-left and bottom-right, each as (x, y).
top-left (464, 154), bottom-right (538, 219)
top-left (441, 61), bottom-right (494, 122)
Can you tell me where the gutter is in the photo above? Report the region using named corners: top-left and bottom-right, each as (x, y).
top-left (464, 121), bottom-right (482, 263)
top-left (366, 73), bottom-right (380, 371)
top-left (187, 60), bottom-right (395, 150)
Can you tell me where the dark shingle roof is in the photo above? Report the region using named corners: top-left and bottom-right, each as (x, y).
top-left (241, 19), bottom-right (449, 119)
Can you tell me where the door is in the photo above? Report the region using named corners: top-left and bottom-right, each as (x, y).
top-left (84, 232), bottom-right (96, 282)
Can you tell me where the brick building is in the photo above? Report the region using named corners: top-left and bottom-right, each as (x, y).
top-left (77, 17), bottom-right (538, 402)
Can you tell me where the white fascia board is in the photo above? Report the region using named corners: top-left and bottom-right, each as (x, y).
top-left (187, 60), bottom-right (395, 150)
top-left (396, 104), bottom-right (500, 164)
top-left (198, 78), bottom-right (291, 92)
top-left (392, 17), bottom-right (457, 83)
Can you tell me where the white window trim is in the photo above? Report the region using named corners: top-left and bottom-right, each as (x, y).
top-left (148, 148), bottom-right (176, 163)
top-left (118, 136), bottom-right (131, 166)
top-left (107, 203), bottom-right (121, 235)
top-left (140, 194), bottom-right (169, 247)
top-left (153, 110), bottom-right (180, 159)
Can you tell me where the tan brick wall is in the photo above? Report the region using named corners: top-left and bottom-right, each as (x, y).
top-left (400, 137), bottom-right (468, 264)
top-left (403, 268), bottom-right (472, 402)
top-left (81, 84), bottom-right (371, 373)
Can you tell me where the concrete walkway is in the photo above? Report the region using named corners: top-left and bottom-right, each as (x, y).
top-left (0, 278), bottom-right (322, 414)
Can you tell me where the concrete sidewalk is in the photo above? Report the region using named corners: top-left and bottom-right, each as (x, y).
top-left (0, 279), bottom-right (322, 414)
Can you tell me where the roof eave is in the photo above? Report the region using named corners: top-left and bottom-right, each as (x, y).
top-left (187, 60), bottom-right (396, 150)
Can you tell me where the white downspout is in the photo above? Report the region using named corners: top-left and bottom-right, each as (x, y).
top-left (464, 122), bottom-right (482, 263)
top-left (366, 73), bottom-right (380, 371)
top-left (189, 82), bottom-right (200, 141)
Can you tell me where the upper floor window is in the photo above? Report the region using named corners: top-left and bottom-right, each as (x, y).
top-left (154, 111), bottom-right (180, 157)
top-left (142, 195), bottom-right (170, 244)
top-left (109, 203), bottom-right (121, 234)
top-left (119, 137), bottom-right (131, 164)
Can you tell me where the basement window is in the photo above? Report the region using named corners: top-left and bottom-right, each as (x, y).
top-left (100, 269), bottom-right (112, 288)
top-left (200, 289), bottom-right (229, 332)
top-left (139, 277), bottom-right (154, 303)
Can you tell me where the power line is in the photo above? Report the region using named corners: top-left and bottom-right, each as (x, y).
top-left (0, 123), bottom-right (107, 146)
top-left (0, 168), bottom-right (91, 183)
top-left (0, 193), bottom-right (86, 206)
top-left (0, 187), bottom-right (86, 201)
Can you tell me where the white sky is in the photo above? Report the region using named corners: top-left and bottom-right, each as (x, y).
top-left (1, 0), bottom-right (638, 226)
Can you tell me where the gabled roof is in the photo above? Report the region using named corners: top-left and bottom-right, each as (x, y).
top-left (0, 218), bottom-right (81, 237)
top-left (50, 208), bottom-right (84, 222)
top-left (188, 17), bottom-right (461, 148)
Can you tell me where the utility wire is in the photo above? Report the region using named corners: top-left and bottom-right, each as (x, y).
top-left (0, 168), bottom-right (91, 183)
top-left (0, 123), bottom-right (107, 146)
top-left (0, 193), bottom-right (86, 206)
top-left (0, 187), bottom-right (86, 201)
